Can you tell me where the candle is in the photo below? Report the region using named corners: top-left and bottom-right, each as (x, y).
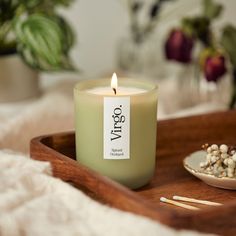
top-left (74, 73), bottom-right (158, 189)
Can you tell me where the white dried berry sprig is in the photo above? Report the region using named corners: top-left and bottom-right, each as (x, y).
top-left (200, 144), bottom-right (236, 178)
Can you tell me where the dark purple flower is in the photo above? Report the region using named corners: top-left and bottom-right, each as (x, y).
top-left (165, 29), bottom-right (194, 63)
top-left (204, 55), bottom-right (227, 82)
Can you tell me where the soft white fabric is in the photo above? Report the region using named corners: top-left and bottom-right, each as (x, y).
top-left (0, 150), bottom-right (210, 236)
top-left (0, 81), bottom-right (74, 153)
top-left (0, 78), bottom-right (222, 236)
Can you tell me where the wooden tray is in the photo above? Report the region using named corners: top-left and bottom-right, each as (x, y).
top-left (30, 110), bottom-right (236, 235)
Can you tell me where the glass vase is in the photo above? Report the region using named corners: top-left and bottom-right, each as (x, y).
top-left (116, 33), bottom-right (166, 79)
top-left (176, 62), bottom-right (231, 108)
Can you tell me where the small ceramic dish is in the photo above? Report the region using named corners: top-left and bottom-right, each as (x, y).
top-left (184, 150), bottom-right (236, 190)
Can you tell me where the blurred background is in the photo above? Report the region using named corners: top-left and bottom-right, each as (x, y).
top-left (58, 0), bottom-right (236, 76)
top-left (1, 0), bottom-right (236, 152)
top-left (42, 0), bottom-right (236, 115)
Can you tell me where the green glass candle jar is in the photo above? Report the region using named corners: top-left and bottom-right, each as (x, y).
top-left (74, 74), bottom-right (158, 189)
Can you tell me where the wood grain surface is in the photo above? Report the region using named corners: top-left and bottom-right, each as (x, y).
top-left (30, 110), bottom-right (236, 235)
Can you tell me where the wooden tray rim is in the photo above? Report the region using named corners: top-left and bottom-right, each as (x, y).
top-left (30, 128), bottom-right (236, 227)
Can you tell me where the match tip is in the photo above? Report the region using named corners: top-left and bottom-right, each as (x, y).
top-left (160, 197), bottom-right (167, 202)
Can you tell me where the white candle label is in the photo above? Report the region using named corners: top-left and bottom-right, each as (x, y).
top-left (103, 97), bottom-right (130, 160)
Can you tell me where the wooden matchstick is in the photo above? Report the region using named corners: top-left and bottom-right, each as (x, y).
top-left (160, 197), bottom-right (200, 210)
top-left (173, 196), bottom-right (222, 206)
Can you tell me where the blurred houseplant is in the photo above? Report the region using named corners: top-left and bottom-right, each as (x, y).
top-left (165, 0), bottom-right (236, 109)
top-left (117, 0), bottom-right (173, 77)
top-left (0, 0), bottom-right (75, 102)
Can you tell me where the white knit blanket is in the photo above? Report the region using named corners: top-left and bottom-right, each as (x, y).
top-left (0, 79), bottom-right (220, 235)
top-left (0, 150), bottom-right (209, 236)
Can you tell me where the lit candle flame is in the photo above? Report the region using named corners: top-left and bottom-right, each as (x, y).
top-left (111, 72), bottom-right (118, 95)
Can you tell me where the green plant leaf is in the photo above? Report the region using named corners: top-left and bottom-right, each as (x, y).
top-left (21, 0), bottom-right (41, 9)
top-left (221, 24), bottom-right (236, 67)
top-left (20, 0), bottom-right (73, 10)
top-left (52, 0), bottom-right (74, 7)
top-left (53, 15), bottom-right (75, 53)
top-left (14, 14), bottom-right (75, 71)
top-left (182, 16), bottom-right (211, 45)
top-left (203, 0), bottom-right (223, 20)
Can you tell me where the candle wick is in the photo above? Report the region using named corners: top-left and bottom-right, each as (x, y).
top-left (113, 88), bottom-right (116, 95)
